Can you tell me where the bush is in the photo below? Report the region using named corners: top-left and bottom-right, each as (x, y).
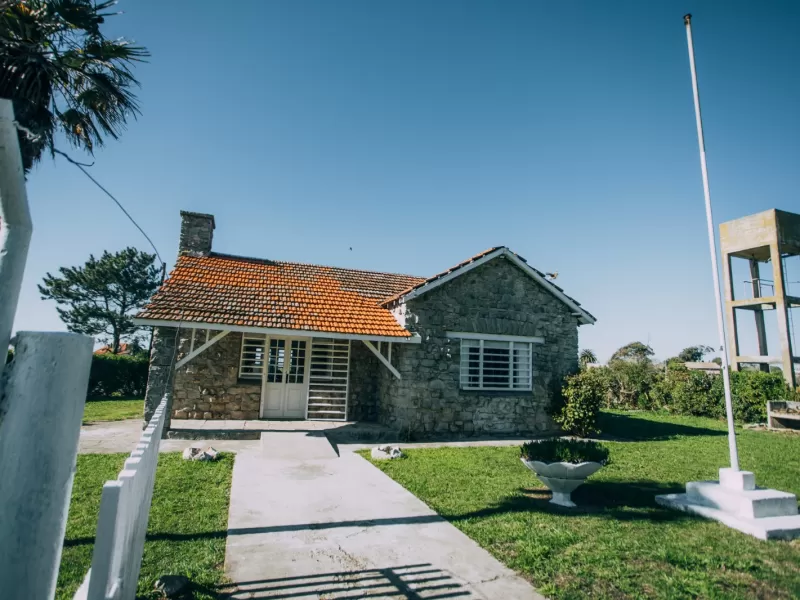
top-left (730, 371), bottom-right (788, 423)
top-left (520, 438), bottom-right (610, 465)
top-left (605, 361), bottom-right (660, 410)
top-left (553, 369), bottom-right (607, 437)
top-left (87, 354), bottom-right (148, 399)
top-left (646, 369), bottom-right (789, 423)
top-left (669, 371), bottom-right (724, 419)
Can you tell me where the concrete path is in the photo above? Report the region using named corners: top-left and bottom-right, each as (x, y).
top-left (224, 437), bottom-right (543, 599)
top-left (79, 419), bottom-right (258, 454)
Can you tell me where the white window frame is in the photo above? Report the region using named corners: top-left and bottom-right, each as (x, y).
top-left (446, 332), bottom-right (541, 391)
top-left (239, 334), bottom-right (267, 380)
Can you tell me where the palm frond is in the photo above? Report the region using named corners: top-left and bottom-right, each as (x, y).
top-left (0, 0), bottom-right (147, 170)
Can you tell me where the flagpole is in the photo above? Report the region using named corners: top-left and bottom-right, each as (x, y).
top-left (683, 14), bottom-right (740, 471)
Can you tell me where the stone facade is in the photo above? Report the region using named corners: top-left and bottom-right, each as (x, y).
top-left (179, 211), bottom-right (215, 256)
top-left (143, 326), bottom-right (178, 426)
top-left (171, 331), bottom-right (262, 420)
top-left (347, 340), bottom-right (381, 422)
top-left (144, 255), bottom-right (582, 437)
top-left (374, 255), bottom-right (579, 436)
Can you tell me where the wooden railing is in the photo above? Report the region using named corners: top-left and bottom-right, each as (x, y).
top-left (74, 398), bottom-right (168, 600)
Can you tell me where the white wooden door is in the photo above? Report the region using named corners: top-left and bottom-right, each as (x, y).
top-left (261, 337), bottom-right (310, 418)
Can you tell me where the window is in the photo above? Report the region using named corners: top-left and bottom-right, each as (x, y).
top-left (266, 338), bottom-right (285, 383)
top-left (239, 335), bottom-right (267, 379)
top-left (459, 338), bottom-right (532, 391)
top-left (286, 340), bottom-right (307, 384)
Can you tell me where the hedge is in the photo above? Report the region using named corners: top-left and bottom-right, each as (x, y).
top-left (87, 354), bottom-right (149, 399)
top-left (562, 365), bottom-right (794, 435)
top-left (659, 369), bottom-right (791, 423)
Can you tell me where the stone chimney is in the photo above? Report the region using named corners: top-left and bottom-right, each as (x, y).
top-left (179, 211), bottom-right (215, 256)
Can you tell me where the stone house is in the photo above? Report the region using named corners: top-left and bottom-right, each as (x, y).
top-left (135, 211), bottom-right (595, 436)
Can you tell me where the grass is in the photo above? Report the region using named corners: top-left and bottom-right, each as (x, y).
top-left (363, 410), bottom-right (800, 600)
top-left (56, 453), bottom-right (234, 600)
top-left (83, 399), bottom-right (143, 423)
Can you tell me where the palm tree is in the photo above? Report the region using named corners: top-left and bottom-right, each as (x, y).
top-left (0, 1), bottom-right (148, 171)
top-left (579, 348), bottom-right (597, 368)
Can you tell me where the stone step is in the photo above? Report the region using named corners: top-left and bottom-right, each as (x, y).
top-left (686, 481), bottom-right (798, 519)
top-left (657, 493), bottom-right (800, 541)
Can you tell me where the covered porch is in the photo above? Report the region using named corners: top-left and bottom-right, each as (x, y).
top-left (136, 320), bottom-right (420, 424)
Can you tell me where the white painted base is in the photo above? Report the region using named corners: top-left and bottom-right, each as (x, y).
top-left (549, 491), bottom-right (576, 508)
top-left (520, 459), bottom-right (603, 508)
top-left (656, 468), bottom-right (800, 541)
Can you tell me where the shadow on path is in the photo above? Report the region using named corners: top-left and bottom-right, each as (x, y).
top-left (221, 563), bottom-right (473, 599)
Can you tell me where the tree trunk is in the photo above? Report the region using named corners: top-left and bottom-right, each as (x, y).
top-left (112, 329), bottom-right (121, 354)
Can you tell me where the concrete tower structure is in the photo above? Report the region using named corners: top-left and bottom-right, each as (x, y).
top-left (720, 209), bottom-right (800, 387)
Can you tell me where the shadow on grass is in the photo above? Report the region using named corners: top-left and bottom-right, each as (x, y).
top-left (598, 412), bottom-right (726, 441)
top-left (438, 479), bottom-right (691, 524)
top-left (65, 478), bottom-right (691, 553)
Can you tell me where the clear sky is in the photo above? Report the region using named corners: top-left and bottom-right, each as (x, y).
top-left (12, 0), bottom-right (800, 362)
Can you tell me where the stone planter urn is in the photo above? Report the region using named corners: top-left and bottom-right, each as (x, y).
top-left (521, 459), bottom-right (604, 507)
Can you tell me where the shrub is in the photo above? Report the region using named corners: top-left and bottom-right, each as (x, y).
top-left (669, 371), bottom-right (724, 418)
top-left (553, 369), bottom-right (607, 437)
top-left (652, 369), bottom-right (789, 423)
top-left (605, 361), bottom-right (660, 409)
top-left (730, 371), bottom-right (789, 423)
top-left (87, 353), bottom-right (148, 399)
top-left (520, 438), bottom-right (610, 465)
top-left (5, 347), bottom-right (12, 364)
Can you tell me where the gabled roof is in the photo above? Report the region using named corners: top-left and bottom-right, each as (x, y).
top-left (381, 246), bottom-right (596, 325)
top-left (136, 253), bottom-right (425, 338)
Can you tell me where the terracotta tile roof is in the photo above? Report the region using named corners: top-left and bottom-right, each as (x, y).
top-left (137, 253), bottom-right (425, 338)
top-left (94, 343), bottom-right (132, 355)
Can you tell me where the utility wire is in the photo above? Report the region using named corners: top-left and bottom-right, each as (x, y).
top-left (11, 120), bottom-right (165, 270)
top-left (52, 148), bottom-right (165, 269)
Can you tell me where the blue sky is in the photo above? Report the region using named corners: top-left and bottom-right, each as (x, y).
top-left (13, 0), bottom-right (800, 362)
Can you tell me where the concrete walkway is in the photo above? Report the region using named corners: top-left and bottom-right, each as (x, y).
top-left (79, 419), bottom-right (258, 454)
top-left (224, 435), bottom-right (543, 599)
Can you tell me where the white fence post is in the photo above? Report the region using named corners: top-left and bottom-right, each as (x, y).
top-left (0, 98), bottom-right (33, 372)
top-left (0, 331), bottom-right (94, 599)
top-left (74, 397), bottom-right (168, 600)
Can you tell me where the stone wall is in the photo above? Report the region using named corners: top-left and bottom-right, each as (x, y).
top-left (171, 331), bottom-right (262, 419)
top-left (347, 341), bottom-right (380, 422)
top-left (143, 325), bottom-right (179, 425)
top-left (378, 255), bottom-right (580, 436)
top-left (179, 211), bottom-right (215, 256)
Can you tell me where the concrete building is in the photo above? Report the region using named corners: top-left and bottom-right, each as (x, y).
top-left (720, 208), bottom-right (800, 387)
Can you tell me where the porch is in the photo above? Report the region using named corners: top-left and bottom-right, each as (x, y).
top-left (168, 417), bottom-right (394, 439)
top-left (158, 325), bottom-right (416, 424)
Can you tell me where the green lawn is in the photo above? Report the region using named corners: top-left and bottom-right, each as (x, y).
top-left (364, 410), bottom-right (800, 600)
top-left (83, 399), bottom-right (143, 423)
top-left (56, 453), bottom-right (234, 600)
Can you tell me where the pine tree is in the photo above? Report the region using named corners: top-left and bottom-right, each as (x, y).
top-left (39, 247), bottom-right (160, 353)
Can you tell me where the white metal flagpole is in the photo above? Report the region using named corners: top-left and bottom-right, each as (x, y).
top-left (683, 14), bottom-right (740, 471)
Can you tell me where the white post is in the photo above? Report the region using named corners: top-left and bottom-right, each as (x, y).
top-left (684, 14), bottom-right (740, 471)
top-left (0, 99), bottom-right (33, 370)
top-left (0, 331), bottom-right (94, 599)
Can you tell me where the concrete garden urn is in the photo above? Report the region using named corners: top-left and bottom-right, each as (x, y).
top-left (521, 459), bottom-right (604, 507)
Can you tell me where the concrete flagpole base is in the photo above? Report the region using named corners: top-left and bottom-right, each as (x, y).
top-left (656, 468), bottom-right (800, 541)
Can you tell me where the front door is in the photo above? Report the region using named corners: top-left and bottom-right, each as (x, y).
top-left (261, 337), bottom-right (310, 418)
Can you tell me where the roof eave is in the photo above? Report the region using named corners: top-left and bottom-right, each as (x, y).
top-left (131, 317), bottom-right (423, 344)
top-left (383, 247), bottom-right (596, 325)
